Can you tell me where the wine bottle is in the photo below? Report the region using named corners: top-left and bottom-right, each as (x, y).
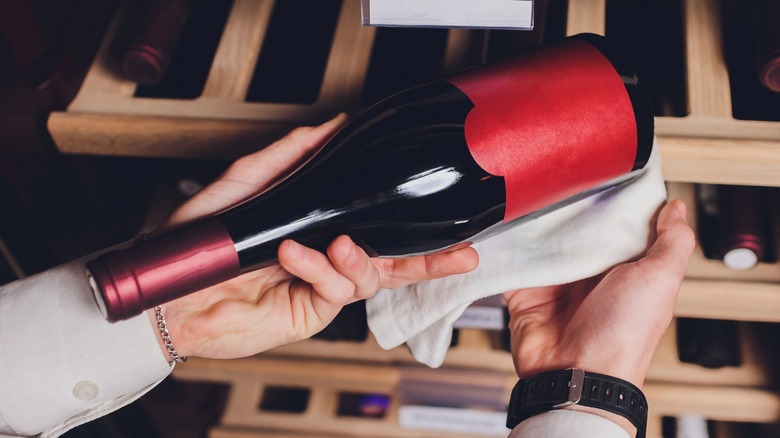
top-left (119, 0), bottom-right (193, 85)
top-left (695, 184), bottom-right (721, 260)
top-left (87, 33), bottom-right (655, 322)
top-left (717, 184), bottom-right (770, 270)
top-left (749, 0), bottom-right (780, 92)
top-left (676, 317), bottom-right (742, 369)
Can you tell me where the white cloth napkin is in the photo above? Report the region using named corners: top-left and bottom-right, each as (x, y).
top-left (366, 139), bottom-right (667, 368)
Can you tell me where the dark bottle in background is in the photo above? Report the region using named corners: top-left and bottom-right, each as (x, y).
top-left (676, 317), bottom-right (742, 369)
top-left (312, 302), bottom-right (369, 343)
top-left (695, 184), bottom-right (722, 261)
top-left (87, 33), bottom-right (655, 322)
top-left (119, 0), bottom-right (193, 85)
top-left (695, 184), bottom-right (774, 270)
top-left (748, 0), bottom-right (780, 92)
top-left (483, 0), bottom-right (568, 63)
top-left (720, 0), bottom-right (780, 121)
top-left (605, 0), bottom-right (688, 117)
top-left (717, 184), bottom-right (772, 270)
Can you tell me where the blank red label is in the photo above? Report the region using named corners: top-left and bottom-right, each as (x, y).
top-left (447, 39), bottom-right (637, 222)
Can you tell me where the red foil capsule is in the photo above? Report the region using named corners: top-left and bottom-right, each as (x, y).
top-left (717, 185), bottom-right (769, 270)
top-left (87, 219), bottom-right (239, 322)
top-left (119, 0), bottom-right (192, 85)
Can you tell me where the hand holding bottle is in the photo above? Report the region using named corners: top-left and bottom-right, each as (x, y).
top-left (88, 34), bottom-right (654, 323)
top-left (146, 116), bottom-right (479, 360)
top-left (503, 200), bottom-right (694, 435)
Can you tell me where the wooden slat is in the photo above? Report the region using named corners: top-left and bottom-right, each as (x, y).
top-left (645, 383), bottom-right (780, 423)
top-left (210, 428), bottom-right (334, 438)
top-left (659, 137), bottom-right (780, 187)
top-left (264, 329), bottom-right (515, 374)
top-left (174, 357), bottom-right (514, 438)
top-left (565, 0), bottom-right (606, 35)
top-left (645, 414), bottom-right (664, 438)
top-left (0, 237), bottom-right (26, 279)
top-left (47, 112), bottom-right (299, 160)
top-left (174, 357), bottom-right (402, 388)
top-left (656, 116), bottom-right (780, 141)
top-left (676, 279), bottom-right (780, 322)
top-left (684, 0), bottom-right (732, 118)
top-left (318, 0), bottom-right (376, 106)
top-left (201, 0), bottom-right (275, 99)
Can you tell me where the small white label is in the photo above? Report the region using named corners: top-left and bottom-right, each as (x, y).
top-left (453, 306), bottom-right (505, 330)
top-left (399, 405), bottom-right (509, 436)
top-left (362, 0), bottom-right (535, 29)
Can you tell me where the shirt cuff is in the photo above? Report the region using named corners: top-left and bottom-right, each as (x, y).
top-left (0, 255), bottom-right (172, 437)
top-left (508, 410), bottom-right (632, 438)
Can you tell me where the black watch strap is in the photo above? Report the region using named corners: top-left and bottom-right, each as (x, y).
top-left (506, 369), bottom-right (647, 438)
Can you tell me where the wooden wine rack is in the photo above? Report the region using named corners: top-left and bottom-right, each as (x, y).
top-left (46, 0), bottom-right (780, 436)
top-left (47, 0), bottom-right (780, 189)
top-left (170, 315), bottom-right (780, 438)
top-left (174, 348), bottom-right (780, 438)
top-left (174, 357), bottom-right (517, 438)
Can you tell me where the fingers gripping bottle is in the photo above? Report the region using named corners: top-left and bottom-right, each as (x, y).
top-left (87, 33), bottom-right (654, 322)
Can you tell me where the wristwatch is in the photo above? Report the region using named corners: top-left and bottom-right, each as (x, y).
top-left (505, 368), bottom-right (648, 438)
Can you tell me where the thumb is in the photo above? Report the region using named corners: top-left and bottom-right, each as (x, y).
top-left (643, 199), bottom-right (696, 279)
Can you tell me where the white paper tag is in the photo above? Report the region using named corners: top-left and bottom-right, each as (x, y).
top-left (362, 0), bottom-right (535, 30)
top-left (453, 306), bottom-right (505, 330)
top-left (399, 405), bottom-right (509, 436)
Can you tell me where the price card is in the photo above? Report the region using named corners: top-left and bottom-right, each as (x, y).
top-left (453, 305), bottom-right (506, 330)
top-left (399, 405), bottom-right (509, 436)
top-left (361, 0), bottom-right (535, 30)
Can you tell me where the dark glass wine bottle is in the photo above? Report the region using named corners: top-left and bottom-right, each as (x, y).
top-left (676, 317), bottom-right (742, 369)
top-left (749, 0), bottom-right (780, 92)
top-left (717, 184), bottom-right (770, 270)
top-left (119, 0), bottom-right (193, 85)
top-left (87, 33), bottom-right (655, 322)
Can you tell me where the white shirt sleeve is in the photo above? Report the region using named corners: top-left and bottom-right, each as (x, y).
top-left (0, 255), bottom-right (173, 438)
top-left (509, 410), bottom-right (631, 438)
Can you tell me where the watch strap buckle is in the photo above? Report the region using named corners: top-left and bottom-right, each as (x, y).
top-left (552, 368), bottom-right (585, 409)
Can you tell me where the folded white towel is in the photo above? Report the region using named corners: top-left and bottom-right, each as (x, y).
top-left (366, 139), bottom-right (667, 368)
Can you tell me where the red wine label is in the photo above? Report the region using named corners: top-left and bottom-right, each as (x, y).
top-left (447, 39), bottom-right (638, 222)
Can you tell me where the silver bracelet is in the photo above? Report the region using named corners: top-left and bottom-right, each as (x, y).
top-left (155, 305), bottom-right (188, 364)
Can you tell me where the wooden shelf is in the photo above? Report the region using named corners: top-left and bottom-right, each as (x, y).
top-left (48, 0), bottom-right (780, 187)
top-left (266, 327), bottom-right (515, 374)
top-left (174, 356), bottom-right (516, 438)
top-left (174, 339), bottom-right (780, 438)
top-left (209, 429), bottom-right (339, 438)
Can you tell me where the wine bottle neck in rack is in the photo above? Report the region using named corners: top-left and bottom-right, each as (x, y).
top-left (717, 184), bottom-right (770, 270)
top-left (750, 0), bottom-right (780, 92)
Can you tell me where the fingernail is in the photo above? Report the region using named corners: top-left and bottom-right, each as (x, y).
top-left (672, 200), bottom-right (688, 220)
top-left (325, 112), bottom-right (349, 127)
top-left (283, 239), bottom-right (304, 258)
top-left (342, 236), bottom-right (360, 264)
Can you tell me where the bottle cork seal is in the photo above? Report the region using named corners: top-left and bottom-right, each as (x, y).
top-left (759, 57), bottom-right (780, 93)
top-left (723, 247), bottom-right (759, 270)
